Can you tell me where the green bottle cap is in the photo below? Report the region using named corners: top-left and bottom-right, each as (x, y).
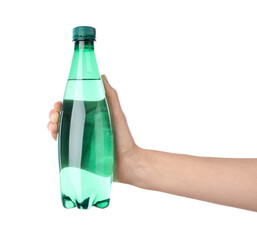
top-left (73, 26), bottom-right (96, 41)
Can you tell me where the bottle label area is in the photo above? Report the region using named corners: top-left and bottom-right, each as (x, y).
top-left (64, 79), bottom-right (105, 102)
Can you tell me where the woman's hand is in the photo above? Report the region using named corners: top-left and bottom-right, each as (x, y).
top-left (47, 75), bottom-right (257, 212)
top-left (47, 101), bottom-right (62, 140)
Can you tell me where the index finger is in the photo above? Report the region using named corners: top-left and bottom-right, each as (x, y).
top-left (54, 101), bottom-right (62, 112)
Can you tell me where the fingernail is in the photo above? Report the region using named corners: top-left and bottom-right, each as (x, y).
top-left (48, 123), bottom-right (52, 132)
top-left (102, 75), bottom-right (109, 84)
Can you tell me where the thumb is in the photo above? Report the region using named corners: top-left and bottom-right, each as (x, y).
top-left (101, 74), bottom-right (134, 144)
top-left (101, 74), bottom-right (123, 117)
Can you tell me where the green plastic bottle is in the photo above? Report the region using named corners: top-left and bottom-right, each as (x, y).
top-left (57, 26), bottom-right (114, 209)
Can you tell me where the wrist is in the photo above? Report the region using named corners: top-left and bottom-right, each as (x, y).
top-left (122, 147), bottom-right (149, 188)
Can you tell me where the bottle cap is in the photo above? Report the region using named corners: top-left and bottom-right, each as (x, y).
top-left (73, 26), bottom-right (96, 41)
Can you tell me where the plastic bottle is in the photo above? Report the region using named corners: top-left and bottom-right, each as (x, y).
top-left (58, 26), bottom-right (114, 209)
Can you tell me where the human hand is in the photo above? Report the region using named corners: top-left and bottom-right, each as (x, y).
top-left (47, 75), bottom-right (257, 212)
top-left (47, 74), bottom-right (142, 183)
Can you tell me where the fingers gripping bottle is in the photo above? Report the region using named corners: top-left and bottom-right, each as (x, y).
top-left (58, 26), bottom-right (114, 209)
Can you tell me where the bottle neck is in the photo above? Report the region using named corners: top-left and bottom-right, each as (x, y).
top-left (68, 40), bottom-right (100, 80)
top-left (74, 40), bottom-right (94, 50)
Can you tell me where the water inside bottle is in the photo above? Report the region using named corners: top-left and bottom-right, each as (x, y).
top-left (58, 97), bottom-right (114, 209)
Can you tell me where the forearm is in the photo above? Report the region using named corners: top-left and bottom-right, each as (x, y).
top-left (128, 148), bottom-right (257, 212)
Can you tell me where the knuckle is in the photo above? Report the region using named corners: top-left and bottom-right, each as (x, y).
top-left (49, 109), bottom-right (54, 118)
top-left (112, 88), bottom-right (118, 96)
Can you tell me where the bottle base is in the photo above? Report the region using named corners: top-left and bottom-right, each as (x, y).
top-left (61, 194), bottom-right (110, 209)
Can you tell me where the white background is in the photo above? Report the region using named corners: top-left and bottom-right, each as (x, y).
top-left (0, 0), bottom-right (257, 239)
